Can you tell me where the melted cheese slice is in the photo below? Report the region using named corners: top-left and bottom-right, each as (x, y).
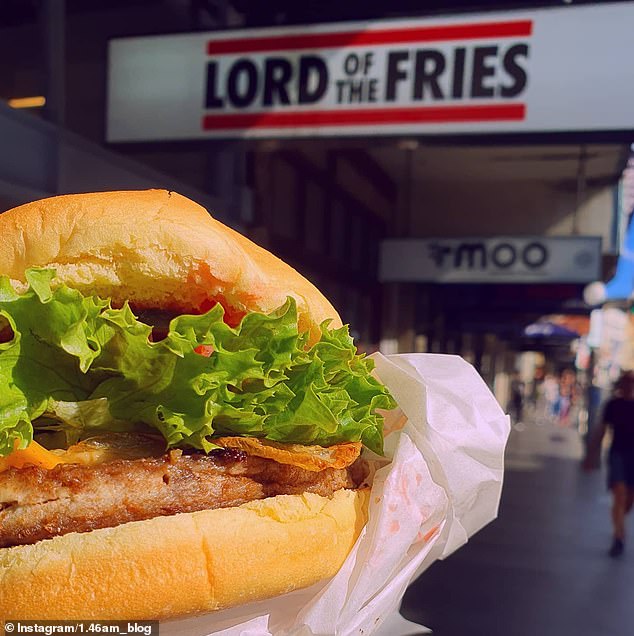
top-left (0, 435), bottom-right (362, 473)
top-left (0, 440), bottom-right (66, 472)
top-left (0, 434), bottom-right (165, 473)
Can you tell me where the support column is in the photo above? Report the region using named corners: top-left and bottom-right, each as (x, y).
top-left (42, 0), bottom-right (65, 127)
top-left (379, 144), bottom-right (418, 354)
top-left (380, 282), bottom-right (417, 354)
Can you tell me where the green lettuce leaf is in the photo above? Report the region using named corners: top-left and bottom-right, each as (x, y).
top-left (0, 269), bottom-right (396, 457)
top-left (36, 397), bottom-right (138, 447)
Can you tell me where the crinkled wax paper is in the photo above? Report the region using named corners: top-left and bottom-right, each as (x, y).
top-left (161, 353), bottom-right (510, 636)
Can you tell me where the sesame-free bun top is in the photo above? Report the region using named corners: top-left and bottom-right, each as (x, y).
top-left (0, 190), bottom-right (341, 341)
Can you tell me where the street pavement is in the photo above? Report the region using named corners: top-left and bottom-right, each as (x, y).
top-left (399, 415), bottom-right (634, 636)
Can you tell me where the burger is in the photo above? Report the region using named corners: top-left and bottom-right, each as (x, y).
top-left (0, 190), bottom-right (396, 620)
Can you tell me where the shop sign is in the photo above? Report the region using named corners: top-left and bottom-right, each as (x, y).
top-left (108, 3), bottom-right (634, 140)
top-left (379, 236), bottom-right (601, 284)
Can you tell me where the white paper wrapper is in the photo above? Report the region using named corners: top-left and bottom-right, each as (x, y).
top-left (161, 353), bottom-right (510, 636)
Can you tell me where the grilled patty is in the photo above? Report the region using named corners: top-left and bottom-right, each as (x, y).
top-left (0, 449), bottom-right (362, 548)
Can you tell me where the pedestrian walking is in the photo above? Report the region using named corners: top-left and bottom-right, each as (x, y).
top-left (543, 373), bottom-right (560, 422)
top-left (584, 370), bottom-right (634, 557)
top-left (557, 368), bottom-right (577, 428)
top-left (510, 373), bottom-right (525, 427)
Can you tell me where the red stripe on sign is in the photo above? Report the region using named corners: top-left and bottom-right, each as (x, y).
top-left (202, 103), bottom-right (526, 130)
top-left (206, 20), bottom-right (533, 55)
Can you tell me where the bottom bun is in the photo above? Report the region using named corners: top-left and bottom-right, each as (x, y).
top-left (0, 489), bottom-right (368, 620)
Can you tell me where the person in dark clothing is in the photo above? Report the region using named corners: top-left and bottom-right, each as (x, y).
top-left (509, 373), bottom-right (524, 426)
top-left (584, 371), bottom-right (634, 557)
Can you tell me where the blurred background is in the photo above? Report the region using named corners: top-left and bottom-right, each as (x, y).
top-left (2, 0), bottom-right (634, 634)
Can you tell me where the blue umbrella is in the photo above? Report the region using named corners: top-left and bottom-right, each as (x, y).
top-left (523, 321), bottom-right (580, 339)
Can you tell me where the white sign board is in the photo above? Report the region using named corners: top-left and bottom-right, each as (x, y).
top-left (108, 3), bottom-right (634, 140)
top-left (379, 236), bottom-right (601, 283)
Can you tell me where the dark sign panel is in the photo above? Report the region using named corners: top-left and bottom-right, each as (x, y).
top-left (380, 237), bottom-right (602, 284)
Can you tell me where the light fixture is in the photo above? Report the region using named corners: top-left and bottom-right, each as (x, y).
top-left (7, 96), bottom-right (46, 109)
top-left (397, 139), bottom-right (419, 151)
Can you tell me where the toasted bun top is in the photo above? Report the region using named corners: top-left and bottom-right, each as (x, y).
top-left (0, 190), bottom-right (341, 342)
